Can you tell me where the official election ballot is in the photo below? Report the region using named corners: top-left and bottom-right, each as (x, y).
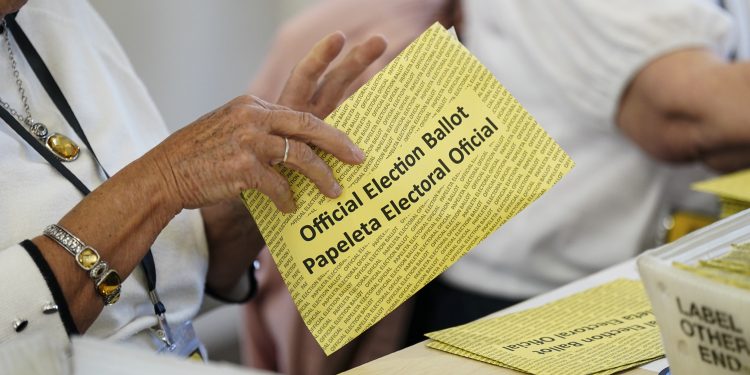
top-left (425, 279), bottom-right (664, 375)
top-left (242, 23), bottom-right (574, 354)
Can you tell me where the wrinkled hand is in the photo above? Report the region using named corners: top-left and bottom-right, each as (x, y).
top-left (151, 32), bottom-right (386, 214)
top-left (151, 95), bottom-right (363, 213)
top-left (196, 32), bottom-right (386, 294)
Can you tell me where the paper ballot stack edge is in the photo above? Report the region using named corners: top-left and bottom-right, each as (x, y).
top-left (637, 209), bottom-right (750, 375)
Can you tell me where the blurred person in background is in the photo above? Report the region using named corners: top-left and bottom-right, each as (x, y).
top-left (408, 0), bottom-right (750, 341)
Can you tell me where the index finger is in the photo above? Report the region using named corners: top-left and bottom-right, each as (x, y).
top-left (263, 109), bottom-right (365, 165)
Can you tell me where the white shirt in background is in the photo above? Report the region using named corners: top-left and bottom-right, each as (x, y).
top-left (442, 0), bottom-right (741, 299)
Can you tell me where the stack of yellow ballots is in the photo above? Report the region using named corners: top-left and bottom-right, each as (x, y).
top-left (693, 169), bottom-right (750, 218)
top-left (425, 279), bottom-right (665, 375)
top-left (673, 242), bottom-right (750, 291)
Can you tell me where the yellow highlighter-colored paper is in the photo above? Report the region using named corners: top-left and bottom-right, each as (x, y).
top-left (674, 242), bottom-right (750, 290)
top-left (242, 23), bottom-right (574, 354)
top-left (426, 340), bottom-right (523, 371)
top-left (692, 168), bottom-right (750, 203)
top-left (692, 168), bottom-right (750, 218)
top-left (719, 197), bottom-right (750, 218)
top-left (426, 340), bottom-right (659, 375)
top-left (426, 280), bottom-right (664, 375)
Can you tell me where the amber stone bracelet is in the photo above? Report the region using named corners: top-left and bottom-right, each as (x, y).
top-left (43, 224), bottom-right (122, 305)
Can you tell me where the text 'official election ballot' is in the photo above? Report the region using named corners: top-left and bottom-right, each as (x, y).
top-left (242, 23), bottom-right (574, 354)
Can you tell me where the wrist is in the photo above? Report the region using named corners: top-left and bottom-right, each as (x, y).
top-left (134, 147), bottom-right (185, 218)
top-left (202, 201), bottom-right (264, 293)
top-left (55, 154), bottom-right (182, 271)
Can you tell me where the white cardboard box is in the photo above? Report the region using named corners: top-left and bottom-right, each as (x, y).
top-left (638, 210), bottom-right (750, 375)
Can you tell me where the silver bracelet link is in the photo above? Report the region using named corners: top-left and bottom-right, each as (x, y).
top-left (43, 224), bottom-right (84, 256)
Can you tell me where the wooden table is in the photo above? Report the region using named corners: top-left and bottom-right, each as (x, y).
top-left (345, 260), bottom-right (668, 374)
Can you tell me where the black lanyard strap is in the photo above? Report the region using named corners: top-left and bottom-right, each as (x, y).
top-left (5, 12), bottom-right (107, 174)
top-left (0, 107), bottom-right (91, 193)
top-left (2, 14), bottom-right (165, 316)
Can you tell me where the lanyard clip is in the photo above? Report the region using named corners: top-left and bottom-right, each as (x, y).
top-left (152, 312), bottom-right (175, 349)
top-left (148, 289), bottom-right (175, 349)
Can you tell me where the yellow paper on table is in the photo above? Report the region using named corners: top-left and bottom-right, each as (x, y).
top-left (426, 279), bottom-right (664, 375)
top-left (426, 340), bottom-right (525, 372)
top-left (426, 340), bottom-right (659, 375)
top-left (693, 168), bottom-right (750, 218)
top-left (692, 168), bottom-right (750, 203)
top-left (242, 23), bottom-right (574, 354)
top-left (719, 197), bottom-right (750, 218)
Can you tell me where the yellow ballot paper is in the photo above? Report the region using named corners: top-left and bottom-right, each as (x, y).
top-left (242, 23), bottom-right (574, 354)
top-left (426, 340), bottom-right (657, 375)
top-left (674, 242), bottom-right (750, 290)
top-left (426, 279), bottom-right (664, 375)
top-left (692, 168), bottom-right (750, 203)
top-left (692, 168), bottom-right (750, 218)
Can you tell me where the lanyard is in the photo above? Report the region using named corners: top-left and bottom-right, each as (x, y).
top-left (1, 13), bottom-right (175, 346)
top-left (718, 0), bottom-right (739, 61)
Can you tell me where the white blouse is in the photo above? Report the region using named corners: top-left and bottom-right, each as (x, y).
top-left (0, 0), bottom-right (210, 348)
top-left (442, 0), bottom-right (734, 298)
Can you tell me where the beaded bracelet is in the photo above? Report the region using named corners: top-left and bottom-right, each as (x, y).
top-left (43, 224), bottom-right (122, 305)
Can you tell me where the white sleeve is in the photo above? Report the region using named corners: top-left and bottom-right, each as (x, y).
top-left (0, 242), bottom-right (74, 345)
top-left (464, 0), bottom-right (734, 126)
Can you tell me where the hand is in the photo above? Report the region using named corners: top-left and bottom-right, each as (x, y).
top-left (150, 95), bottom-right (364, 213)
top-left (200, 32), bottom-right (387, 295)
top-left (617, 48), bottom-right (750, 172)
top-left (155, 33), bottom-right (386, 214)
top-left (277, 31), bottom-right (387, 118)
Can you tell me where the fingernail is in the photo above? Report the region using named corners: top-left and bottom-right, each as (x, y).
top-left (332, 182), bottom-right (343, 197)
top-left (352, 145), bottom-right (366, 163)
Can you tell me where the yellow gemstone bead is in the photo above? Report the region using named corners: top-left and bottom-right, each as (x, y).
top-left (46, 133), bottom-right (80, 161)
top-left (97, 270), bottom-right (122, 305)
top-left (76, 247), bottom-right (100, 270)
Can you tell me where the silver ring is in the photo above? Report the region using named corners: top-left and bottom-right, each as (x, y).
top-left (283, 137), bottom-right (290, 164)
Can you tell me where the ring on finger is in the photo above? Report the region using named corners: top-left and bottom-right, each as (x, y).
top-left (283, 137), bottom-right (290, 164)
